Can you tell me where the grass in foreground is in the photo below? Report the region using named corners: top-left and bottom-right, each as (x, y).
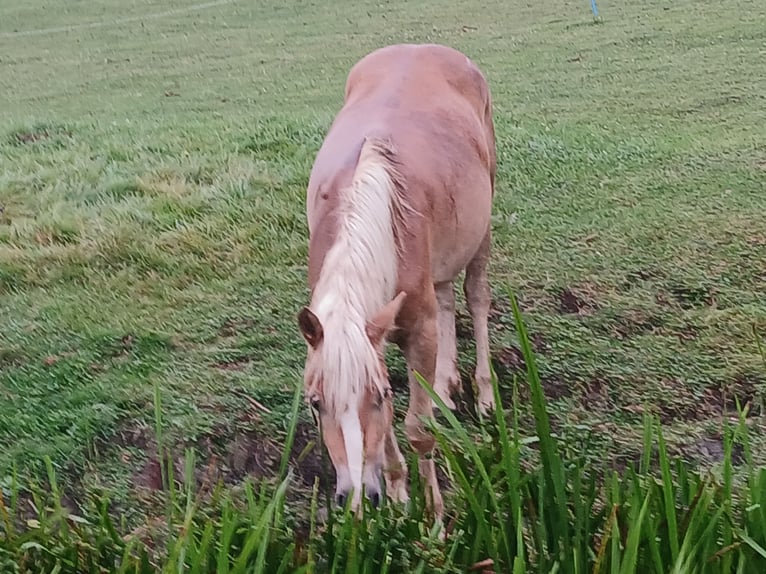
top-left (2, 295), bottom-right (766, 573)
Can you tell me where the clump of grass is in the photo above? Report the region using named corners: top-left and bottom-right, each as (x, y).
top-left (420, 290), bottom-right (766, 573)
top-left (2, 291), bottom-right (765, 573)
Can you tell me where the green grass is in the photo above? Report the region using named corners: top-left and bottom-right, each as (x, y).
top-left (1, 0), bottom-right (766, 561)
top-left (2, 297), bottom-right (766, 572)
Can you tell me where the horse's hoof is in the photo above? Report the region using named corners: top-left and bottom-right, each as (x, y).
top-left (477, 391), bottom-right (496, 417)
top-left (385, 476), bottom-right (410, 504)
top-left (433, 388), bottom-right (456, 411)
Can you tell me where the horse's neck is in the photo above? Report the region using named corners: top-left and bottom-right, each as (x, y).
top-left (312, 148), bottom-right (400, 323)
top-left (312, 230), bottom-right (396, 326)
top-left (308, 216), bottom-right (396, 417)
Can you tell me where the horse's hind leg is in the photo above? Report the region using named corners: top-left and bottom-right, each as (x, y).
top-left (433, 281), bottom-right (460, 410)
top-left (463, 228), bottom-right (494, 415)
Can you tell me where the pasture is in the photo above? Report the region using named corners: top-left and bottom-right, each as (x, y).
top-left (1, 0), bottom-right (765, 570)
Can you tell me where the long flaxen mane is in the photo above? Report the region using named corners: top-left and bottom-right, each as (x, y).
top-left (306, 137), bottom-right (414, 416)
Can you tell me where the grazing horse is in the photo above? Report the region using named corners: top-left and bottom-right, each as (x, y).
top-left (297, 43), bottom-right (496, 517)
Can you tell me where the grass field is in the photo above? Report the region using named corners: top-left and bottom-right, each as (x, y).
top-left (1, 0), bottom-right (765, 542)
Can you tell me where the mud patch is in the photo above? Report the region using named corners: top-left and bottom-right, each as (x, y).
top-left (212, 422), bottom-right (330, 490)
top-left (541, 377), bottom-right (571, 401)
top-left (693, 435), bottom-right (744, 465)
top-left (494, 345), bottom-right (525, 372)
top-left (704, 375), bottom-right (763, 417)
top-left (651, 380), bottom-right (712, 425)
top-left (109, 421), bottom-right (181, 492)
top-left (492, 345), bottom-right (569, 401)
top-left (114, 419), bottom-right (154, 452)
top-left (556, 286), bottom-right (598, 315)
top-left (649, 374), bottom-right (762, 426)
top-left (582, 378), bottom-right (611, 409)
top-left (108, 414), bottom-right (332, 497)
top-left (493, 337), bottom-right (551, 371)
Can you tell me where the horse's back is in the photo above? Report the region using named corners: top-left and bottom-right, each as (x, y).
top-left (345, 44), bottom-right (490, 117)
top-left (308, 44), bottom-right (496, 285)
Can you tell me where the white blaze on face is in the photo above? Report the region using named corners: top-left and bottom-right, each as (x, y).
top-left (339, 404), bottom-right (364, 505)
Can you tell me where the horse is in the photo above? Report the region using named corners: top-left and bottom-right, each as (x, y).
top-left (297, 43), bottom-right (496, 518)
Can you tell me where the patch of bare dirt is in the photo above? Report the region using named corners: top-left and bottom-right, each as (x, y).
top-left (542, 377), bottom-right (572, 401)
top-left (692, 434), bottom-right (744, 465)
top-left (582, 378), bottom-right (611, 409)
top-left (647, 374), bottom-right (763, 426)
top-left (556, 286), bottom-right (599, 315)
top-left (494, 345), bottom-right (525, 372)
top-left (106, 412), bottom-right (332, 498)
top-left (492, 345), bottom-right (569, 401)
top-left (493, 337), bottom-right (551, 371)
top-left (651, 380), bottom-right (712, 425)
top-left (703, 375), bottom-right (763, 417)
top-left (530, 333), bottom-right (551, 354)
top-left (200, 422), bottom-right (331, 490)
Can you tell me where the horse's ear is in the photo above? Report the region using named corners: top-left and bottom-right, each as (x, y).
top-left (366, 291), bottom-right (407, 348)
top-left (298, 307), bottom-right (323, 348)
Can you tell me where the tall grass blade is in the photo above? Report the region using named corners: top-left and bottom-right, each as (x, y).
top-left (416, 371), bottom-right (507, 565)
top-left (640, 412), bottom-right (653, 477)
top-left (153, 379), bottom-right (166, 492)
top-left (656, 422), bottom-right (680, 563)
top-left (507, 289), bottom-right (569, 562)
top-left (620, 488), bottom-right (651, 574)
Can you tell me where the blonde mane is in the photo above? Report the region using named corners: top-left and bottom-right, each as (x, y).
top-left (307, 138), bottom-right (412, 416)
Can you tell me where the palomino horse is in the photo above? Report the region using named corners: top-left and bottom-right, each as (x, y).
top-left (297, 44), bottom-right (496, 517)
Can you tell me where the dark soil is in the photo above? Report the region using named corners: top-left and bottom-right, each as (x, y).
top-left (557, 287), bottom-right (594, 315)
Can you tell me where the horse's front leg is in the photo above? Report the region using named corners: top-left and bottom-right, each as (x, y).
top-left (400, 296), bottom-right (444, 523)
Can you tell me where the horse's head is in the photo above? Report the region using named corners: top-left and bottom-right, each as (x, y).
top-left (297, 292), bottom-right (406, 510)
